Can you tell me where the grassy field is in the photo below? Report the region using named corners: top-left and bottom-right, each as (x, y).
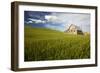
top-left (24, 26), bottom-right (90, 61)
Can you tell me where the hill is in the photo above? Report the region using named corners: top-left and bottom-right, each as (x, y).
top-left (24, 26), bottom-right (90, 61)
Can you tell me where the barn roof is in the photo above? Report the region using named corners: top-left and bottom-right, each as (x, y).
top-left (69, 24), bottom-right (82, 31)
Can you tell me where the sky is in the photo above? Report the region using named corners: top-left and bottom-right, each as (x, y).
top-left (24, 11), bottom-right (90, 32)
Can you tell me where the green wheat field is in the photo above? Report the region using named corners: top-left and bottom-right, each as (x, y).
top-left (24, 26), bottom-right (90, 61)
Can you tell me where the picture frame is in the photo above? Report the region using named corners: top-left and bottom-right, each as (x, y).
top-left (11, 1), bottom-right (98, 71)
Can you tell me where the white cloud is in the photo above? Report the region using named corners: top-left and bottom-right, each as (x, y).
top-left (45, 15), bottom-right (58, 20)
top-left (26, 21), bottom-right (33, 24)
top-left (28, 18), bottom-right (46, 24)
top-left (45, 15), bottom-right (59, 23)
top-left (35, 20), bottom-right (45, 24)
top-left (45, 13), bottom-right (90, 32)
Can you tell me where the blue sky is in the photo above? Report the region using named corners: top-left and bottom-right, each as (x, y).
top-left (24, 11), bottom-right (90, 32)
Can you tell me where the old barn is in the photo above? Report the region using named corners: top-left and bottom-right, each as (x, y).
top-left (65, 24), bottom-right (84, 35)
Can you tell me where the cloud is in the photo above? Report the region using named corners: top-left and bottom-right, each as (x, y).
top-left (25, 11), bottom-right (90, 32)
top-left (45, 13), bottom-right (90, 32)
top-left (45, 15), bottom-right (58, 22)
top-left (28, 18), bottom-right (46, 24)
top-left (45, 15), bottom-right (65, 26)
top-left (26, 21), bottom-right (33, 24)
